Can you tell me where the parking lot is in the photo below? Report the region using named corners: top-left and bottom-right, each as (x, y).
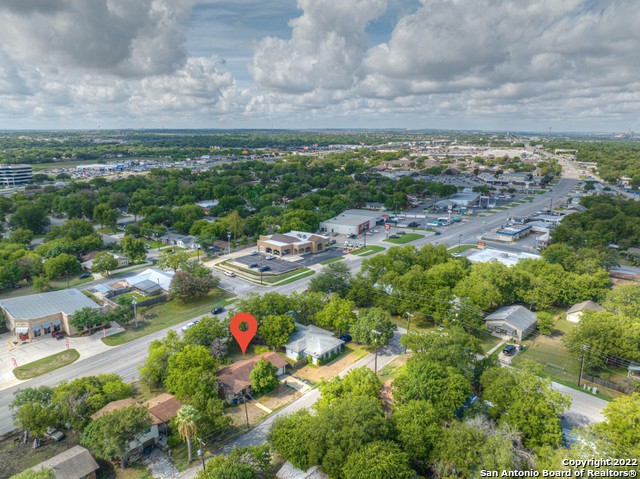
top-left (233, 248), bottom-right (347, 274)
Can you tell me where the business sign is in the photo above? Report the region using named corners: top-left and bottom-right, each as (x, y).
top-left (11, 358), bottom-right (17, 369)
top-left (358, 222), bottom-right (370, 234)
top-left (65, 338), bottom-right (69, 350)
top-left (385, 224), bottom-right (391, 230)
top-left (477, 242), bottom-right (486, 249)
top-left (103, 328), bottom-right (106, 338)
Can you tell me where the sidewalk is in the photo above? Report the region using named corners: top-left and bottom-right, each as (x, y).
top-left (0, 321), bottom-right (125, 391)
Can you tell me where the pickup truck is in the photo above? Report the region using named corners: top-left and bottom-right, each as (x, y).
top-left (46, 427), bottom-right (64, 442)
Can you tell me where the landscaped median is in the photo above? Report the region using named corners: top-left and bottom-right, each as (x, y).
top-left (319, 256), bottom-right (345, 265)
top-left (13, 349), bottom-right (80, 380)
top-left (350, 245), bottom-right (386, 256)
top-left (102, 289), bottom-right (235, 346)
top-left (212, 261), bottom-right (315, 286)
top-left (383, 233), bottom-right (425, 244)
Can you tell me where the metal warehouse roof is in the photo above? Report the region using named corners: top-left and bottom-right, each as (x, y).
top-left (0, 289), bottom-right (100, 319)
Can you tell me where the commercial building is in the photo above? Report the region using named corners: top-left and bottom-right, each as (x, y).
top-left (467, 249), bottom-right (539, 267)
top-left (76, 164), bottom-right (124, 172)
top-left (319, 209), bottom-right (381, 235)
top-left (495, 224), bottom-right (532, 242)
top-left (1, 289), bottom-right (108, 341)
top-left (484, 305), bottom-right (537, 341)
top-left (0, 164), bottom-right (32, 186)
top-left (447, 193), bottom-right (481, 207)
top-left (258, 231), bottom-right (329, 256)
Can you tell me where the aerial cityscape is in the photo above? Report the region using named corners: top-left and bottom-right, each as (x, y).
top-left (1, 2), bottom-right (639, 479)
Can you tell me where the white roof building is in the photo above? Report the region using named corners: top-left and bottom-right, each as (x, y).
top-left (467, 249), bottom-right (540, 267)
top-left (125, 268), bottom-right (175, 294)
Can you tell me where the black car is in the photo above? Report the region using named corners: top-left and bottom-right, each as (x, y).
top-left (339, 334), bottom-right (352, 343)
top-left (397, 231), bottom-right (405, 236)
top-left (79, 273), bottom-right (92, 279)
top-left (389, 234), bottom-right (400, 239)
top-left (258, 266), bottom-right (271, 272)
top-left (434, 231), bottom-right (442, 236)
top-left (248, 262), bottom-right (258, 268)
top-left (502, 345), bottom-right (517, 356)
top-left (408, 222), bottom-right (419, 228)
top-left (211, 306), bottom-right (224, 314)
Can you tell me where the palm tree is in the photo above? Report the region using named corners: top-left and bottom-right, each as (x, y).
top-left (176, 405), bottom-right (200, 464)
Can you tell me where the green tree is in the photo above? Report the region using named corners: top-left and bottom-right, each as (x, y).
top-left (13, 401), bottom-right (57, 447)
top-left (267, 409), bottom-right (315, 470)
top-left (183, 316), bottom-right (230, 348)
top-left (32, 275), bottom-right (50, 292)
top-left (202, 463), bottom-right (256, 479)
top-left (9, 228), bottom-right (34, 245)
top-left (68, 306), bottom-right (103, 332)
top-left (481, 360), bottom-right (571, 448)
top-left (120, 235), bottom-right (147, 262)
top-left (9, 204), bottom-right (49, 234)
top-left (289, 291), bottom-right (324, 326)
top-left (166, 344), bottom-right (218, 399)
top-left (250, 358), bottom-right (279, 395)
top-left (176, 405), bottom-right (200, 464)
top-left (81, 404), bottom-right (152, 469)
top-left (308, 261), bottom-right (352, 296)
top-left (393, 400), bottom-right (441, 471)
top-left (351, 307), bottom-right (396, 346)
top-left (603, 282), bottom-right (640, 321)
top-left (158, 250), bottom-right (191, 271)
top-left (93, 204), bottom-right (117, 231)
top-left (227, 210), bottom-right (246, 244)
top-left (91, 252), bottom-right (118, 275)
top-left (259, 314), bottom-right (297, 350)
top-left (592, 393), bottom-right (640, 454)
top-left (318, 366), bottom-right (381, 407)
top-left (169, 271), bottom-right (219, 303)
top-left (314, 295), bottom-right (356, 337)
top-left (138, 330), bottom-right (184, 388)
top-left (342, 441), bottom-right (414, 479)
top-left (42, 253), bottom-right (79, 278)
top-left (536, 312), bottom-right (556, 335)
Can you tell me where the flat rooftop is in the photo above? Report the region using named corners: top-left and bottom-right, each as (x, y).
top-left (0, 289), bottom-right (100, 319)
top-left (467, 249), bottom-right (539, 267)
top-left (496, 224), bottom-right (532, 235)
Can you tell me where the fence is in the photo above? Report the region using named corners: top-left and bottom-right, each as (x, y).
top-left (581, 374), bottom-right (635, 395)
top-left (103, 294), bottom-right (167, 310)
top-left (287, 358), bottom-right (309, 371)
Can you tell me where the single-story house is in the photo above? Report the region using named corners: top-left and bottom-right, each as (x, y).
top-left (159, 233), bottom-right (199, 249)
top-left (1, 289), bottom-right (108, 341)
top-left (257, 231), bottom-right (328, 256)
top-left (484, 305), bottom-right (537, 341)
top-left (80, 251), bottom-right (131, 272)
top-left (276, 462), bottom-right (329, 479)
top-left (31, 445), bottom-right (99, 479)
top-left (217, 352), bottom-right (289, 404)
top-left (565, 300), bottom-right (605, 323)
top-left (284, 323), bottom-right (345, 365)
top-left (90, 398), bottom-right (163, 454)
top-left (628, 362), bottom-right (640, 379)
top-left (142, 393), bottom-right (183, 433)
top-left (123, 268), bottom-right (175, 296)
top-left (364, 202), bottom-right (386, 211)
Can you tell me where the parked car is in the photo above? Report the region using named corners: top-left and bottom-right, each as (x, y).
top-left (434, 231), bottom-right (442, 235)
top-left (250, 251), bottom-right (258, 256)
top-left (248, 262), bottom-right (258, 268)
top-left (144, 244), bottom-right (150, 249)
top-left (79, 273), bottom-right (92, 279)
top-left (332, 232), bottom-right (338, 236)
top-left (389, 234), bottom-right (400, 239)
top-left (365, 231), bottom-right (373, 236)
top-left (211, 306), bottom-right (225, 315)
top-left (339, 334), bottom-right (352, 343)
top-left (266, 255), bottom-right (275, 260)
top-left (330, 239), bottom-right (336, 244)
top-left (258, 266), bottom-right (271, 272)
top-left (397, 231), bottom-right (405, 236)
top-left (46, 427), bottom-right (64, 442)
top-left (408, 222), bottom-right (419, 228)
top-left (502, 345), bottom-right (517, 356)
top-left (52, 330), bottom-right (66, 340)
top-left (181, 322), bottom-right (196, 332)
top-left (224, 271), bottom-right (236, 277)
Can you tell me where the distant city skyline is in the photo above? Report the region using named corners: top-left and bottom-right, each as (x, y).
top-left (0, 0), bottom-right (638, 132)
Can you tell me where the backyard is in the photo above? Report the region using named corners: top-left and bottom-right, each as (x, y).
top-left (102, 289), bottom-right (235, 346)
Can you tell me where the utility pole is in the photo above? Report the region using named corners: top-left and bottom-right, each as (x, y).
top-left (578, 344), bottom-right (587, 387)
top-left (227, 231), bottom-right (231, 255)
top-left (372, 330), bottom-right (381, 374)
top-left (242, 397), bottom-right (249, 429)
top-left (458, 234), bottom-right (461, 254)
top-left (197, 437), bottom-right (206, 474)
top-left (404, 313), bottom-right (412, 353)
top-left (66, 270), bottom-right (69, 289)
top-left (259, 254), bottom-right (263, 285)
top-left (132, 298), bottom-right (138, 328)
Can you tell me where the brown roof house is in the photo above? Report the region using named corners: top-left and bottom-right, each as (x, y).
top-left (90, 395), bottom-right (180, 454)
top-left (217, 352), bottom-right (289, 404)
top-left (565, 300), bottom-right (604, 323)
top-left (30, 445), bottom-right (99, 479)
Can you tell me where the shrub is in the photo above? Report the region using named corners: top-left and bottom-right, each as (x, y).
top-left (536, 312), bottom-right (556, 335)
top-left (116, 295), bottom-right (134, 305)
top-left (254, 345), bottom-right (270, 355)
top-left (167, 436), bottom-right (182, 448)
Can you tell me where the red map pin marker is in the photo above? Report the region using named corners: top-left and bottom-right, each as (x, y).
top-left (230, 313), bottom-right (258, 356)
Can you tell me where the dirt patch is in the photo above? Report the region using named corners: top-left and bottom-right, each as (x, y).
top-left (96, 459), bottom-right (153, 479)
top-left (377, 352), bottom-right (412, 383)
top-left (259, 384), bottom-right (301, 411)
top-left (295, 344), bottom-right (370, 383)
top-left (0, 429), bottom-right (82, 478)
top-left (225, 402), bottom-right (268, 428)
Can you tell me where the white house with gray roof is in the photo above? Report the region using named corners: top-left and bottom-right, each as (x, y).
top-left (484, 305), bottom-right (537, 341)
top-left (1, 289), bottom-right (108, 341)
top-left (124, 268), bottom-right (174, 296)
top-left (284, 323), bottom-right (344, 365)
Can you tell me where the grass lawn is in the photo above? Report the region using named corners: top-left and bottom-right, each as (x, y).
top-left (159, 246), bottom-right (185, 251)
top-left (320, 257), bottom-right (345, 265)
top-left (448, 245), bottom-right (478, 254)
top-left (32, 159), bottom-right (105, 171)
top-left (14, 349), bottom-right (80, 380)
top-left (117, 291), bottom-right (162, 302)
top-left (377, 353), bottom-right (412, 383)
top-left (273, 270), bottom-right (315, 285)
top-left (535, 190), bottom-right (546, 194)
top-left (384, 233), bottom-right (424, 244)
top-left (102, 289), bottom-right (234, 346)
top-left (476, 330), bottom-right (502, 353)
top-left (389, 313), bottom-right (435, 334)
top-left (492, 207), bottom-right (508, 210)
top-left (353, 245), bottom-right (386, 256)
top-left (524, 197), bottom-right (535, 200)
top-left (96, 226), bottom-right (118, 234)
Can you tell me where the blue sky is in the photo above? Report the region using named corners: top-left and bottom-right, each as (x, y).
top-left (0, 0), bottom-right (638, 132)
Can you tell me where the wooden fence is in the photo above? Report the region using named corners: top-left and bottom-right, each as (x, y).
top-left (287, 358), bottom-right (309, 370)
top-left (582, 374), bottom-right (635, 395)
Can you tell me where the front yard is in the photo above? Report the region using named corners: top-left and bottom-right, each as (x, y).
top-left (294, 342), bottom-right (370, 383)
top-left (103, 289), bottom-right (235, 346)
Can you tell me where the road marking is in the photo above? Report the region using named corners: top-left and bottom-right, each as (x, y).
top-left (80, 350), bottom-right (147, 377)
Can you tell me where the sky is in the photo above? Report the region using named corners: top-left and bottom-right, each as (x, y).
top-left (0, 0), bottom-right (638, 132)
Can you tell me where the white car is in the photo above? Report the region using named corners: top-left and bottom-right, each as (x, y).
top-left (266, 255), bottom-right (275, 260)
top-left (250, 251), bottom-right (258, 256)
top-left (224, 271), bottom-right (236, 277)
top-left (181, 322), bottom-right (196, 332)
top-left (365, 232), bottom-right (373, 236)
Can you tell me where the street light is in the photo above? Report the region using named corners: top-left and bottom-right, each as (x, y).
top-left (132, 298), bottom-right (138, 328)
top-left (482, 221), bottom-right (485, 238)
top-left (196, 437), bottom-right (207, 473)
top-left (404, 313), bottom-right (412, 353)
top-left (227, 231), bottom-right (231, 255)
top-left (458, 234), bottom-right (461, 254)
